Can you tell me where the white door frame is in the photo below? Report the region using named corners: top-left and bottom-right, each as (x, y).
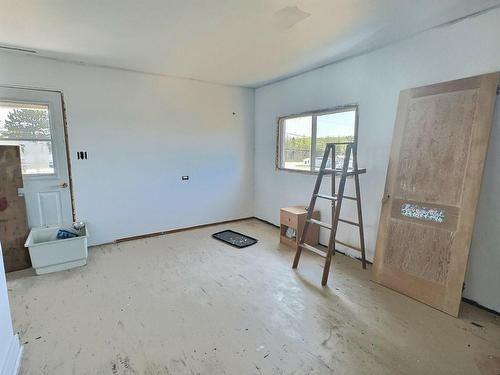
top-left (0, 85), bottom-right (74, 227)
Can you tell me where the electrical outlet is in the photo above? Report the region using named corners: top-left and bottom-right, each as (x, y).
top-left (77, 151), bottom-right (88, 160)
top-left (181, 176), bottom-right (189, 181)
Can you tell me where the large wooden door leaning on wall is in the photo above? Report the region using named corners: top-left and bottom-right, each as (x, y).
top-left (0, 146), bottom-right (31, 271)
top-left (372, 73), bottom-right (499, 317)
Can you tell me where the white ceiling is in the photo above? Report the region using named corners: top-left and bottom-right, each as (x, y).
top-left (1, 0), bottom-right (499, 87)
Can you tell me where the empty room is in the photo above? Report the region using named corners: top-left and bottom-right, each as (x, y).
top-left (1, 1), bottom-right (500, 374)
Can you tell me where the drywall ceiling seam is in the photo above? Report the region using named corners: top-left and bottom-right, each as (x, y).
top-left (0, 49), bottom-right (250, 89)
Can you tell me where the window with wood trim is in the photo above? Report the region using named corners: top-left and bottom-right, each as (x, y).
top-left (277, 106), bottom-right (358, 173)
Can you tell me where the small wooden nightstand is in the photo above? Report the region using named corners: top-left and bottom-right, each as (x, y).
top-left (280, 206), bottom-right (320, 250)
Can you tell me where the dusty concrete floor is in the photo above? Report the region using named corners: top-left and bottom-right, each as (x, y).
top-left (6, 219), bottom-right (500, 375)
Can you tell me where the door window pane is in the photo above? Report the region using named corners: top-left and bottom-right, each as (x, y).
top-left (0, 102), bottom-right (54, 175)
top-left (0, 139), bottom-right (54, 175)
top-left (315, 110), bottom-right (356, 171)
top-left (282, 116), bottom-right (312, 171)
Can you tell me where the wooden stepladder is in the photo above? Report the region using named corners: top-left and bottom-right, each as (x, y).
top-left (292, 142), bottom-right (366, 286)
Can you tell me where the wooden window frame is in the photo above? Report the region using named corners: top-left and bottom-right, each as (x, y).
top-left (276, 104), bottom-right (359, 174)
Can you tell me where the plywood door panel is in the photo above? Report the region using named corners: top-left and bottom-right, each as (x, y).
top-left (372, 73), bottom-right (499, 317)
top-left (0, 146), bottom-right (30, 272)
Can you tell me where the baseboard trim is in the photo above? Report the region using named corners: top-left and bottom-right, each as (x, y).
top-left (115, 217), bottom-right (254, 243)
top-left (462, 297), bottom-right (500, 316)
top-left (0, 334), bottom-right (22, 375)
top-left (253, 217), bottom-right (279, 228)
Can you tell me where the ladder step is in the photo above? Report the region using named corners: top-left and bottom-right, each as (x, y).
top-left (307, 218), bottom-right (332, 229)
top-left (314, 193), bottom-right (337, 201)
top-left (338, 218), bottom-right (360, 227)
top-left (316, 193), bottom-right (357, 201)
top-left (300, 243), bottom-right (327, 258)
top-left (342, 195), bottom-right (358, 201)
top-left (335, 239), bottom-right (362, 252)
top-left (323, 168), bottom-right (367, 176)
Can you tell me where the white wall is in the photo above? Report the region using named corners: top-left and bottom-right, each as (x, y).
top-left (0, 244), bottom-right (22, 375)
top-left (0, 52), bottom-right (254, 246)
top-left (254, 8), bottom-right (500, 311)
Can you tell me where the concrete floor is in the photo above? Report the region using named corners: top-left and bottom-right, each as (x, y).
top-left (6, 219), bottom-right (500, 375)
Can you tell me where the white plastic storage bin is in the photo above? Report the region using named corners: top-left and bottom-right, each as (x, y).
top-left (25, 224), bottom-right (88, 275)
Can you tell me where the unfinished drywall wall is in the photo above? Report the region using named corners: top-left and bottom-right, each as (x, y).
top-left (254, 7), bottom-right (500, 311)
top-left (0, 243), bottom-right (22, 374)
top-left (0, 52), bottom-right (254, 246)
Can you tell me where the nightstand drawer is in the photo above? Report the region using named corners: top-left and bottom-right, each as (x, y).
top-left (280, 209), bottom-right (298, 228)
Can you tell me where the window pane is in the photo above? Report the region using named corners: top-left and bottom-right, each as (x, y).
top-left (315, 110), bottom-right (356, 171)
top-left (0, 103), bottom-right (53, 175)
top-left (0, 102), bottom-right (51, 140)
top-left (0, 140), bottom-right (54, 175)
top-left (282, 116), bottom-right (312, 171)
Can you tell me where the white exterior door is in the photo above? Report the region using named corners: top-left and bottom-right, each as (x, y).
top-left (0, 87), bottom-right (72, 228)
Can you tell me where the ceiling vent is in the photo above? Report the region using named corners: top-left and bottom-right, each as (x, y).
top-left (272, 6), bottom-right (311, 31)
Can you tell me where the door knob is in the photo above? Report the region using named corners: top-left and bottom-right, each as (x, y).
top-left (61, 182), bottom-right (68, 188)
